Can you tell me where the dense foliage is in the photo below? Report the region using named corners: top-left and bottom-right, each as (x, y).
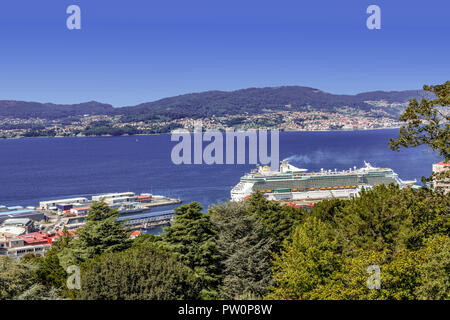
top-left (1, 184), bottom-right (448, 300)
top-left (116, 87), bottom-right (422, 121)
top-left (58, 202), bottom-right (131, 269)
top-left (82, 124), bottom-right (140, 136)
top-left (159, 202), bottom-right (221, 299)
top-left (209, 201), bottom-right (275, 299)
top-left (78, 243), bottom-right (199, 300)
top-left (268, 186), bottom-right (449, 300)
top-left (390, 81), bottom-right (449, 181)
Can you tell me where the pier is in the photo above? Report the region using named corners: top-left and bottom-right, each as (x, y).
top-left (116, 210), bottom-right (175, 229)
top-left (139, 197), bottom-right (182, 209)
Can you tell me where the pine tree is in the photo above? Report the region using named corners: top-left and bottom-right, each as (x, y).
top-left (209, 201), bottom-right (275, 299)
top-left (246, 192), bottom-right (304, 252)
top-left (160, 202), bottom-right (221, 299)
top-left (33, 249), bottom-right (67, 289)
top-left (58, 201), bottom-right (131, 268)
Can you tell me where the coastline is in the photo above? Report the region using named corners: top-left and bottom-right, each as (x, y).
top-left (0, 126), bottom-right (402, 140)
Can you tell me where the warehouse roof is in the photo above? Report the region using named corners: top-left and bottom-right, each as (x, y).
top-left (0, 209), bottom-right (36, 217)
top-left (2, 218), bottom-right (32, 226)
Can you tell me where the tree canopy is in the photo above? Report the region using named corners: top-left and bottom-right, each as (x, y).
top-left (389, 81), bottom-right (449, 181)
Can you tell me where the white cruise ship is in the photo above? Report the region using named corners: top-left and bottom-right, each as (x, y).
top-left (231, 161), bottom-right (416, 201)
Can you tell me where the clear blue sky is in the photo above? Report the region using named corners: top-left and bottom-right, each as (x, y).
top-left (0, 0), bottom-right (448, 106)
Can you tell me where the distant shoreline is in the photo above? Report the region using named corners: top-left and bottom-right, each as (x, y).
top-left (0, 126), bottom-right (402, 140)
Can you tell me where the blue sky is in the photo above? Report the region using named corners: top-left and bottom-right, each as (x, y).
top-left (0, 0), bottom-right (449, 106)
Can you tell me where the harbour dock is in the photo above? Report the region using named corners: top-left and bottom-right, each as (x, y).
top-left (139, 197), bottom-right (182, 209)
top-left (35, 192), bottom-right (182, 234)
top-left (116, 210), bottom-right (175, 230)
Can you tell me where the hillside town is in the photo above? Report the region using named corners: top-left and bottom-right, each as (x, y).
top-left (0, 109), bottom-right (405, 139)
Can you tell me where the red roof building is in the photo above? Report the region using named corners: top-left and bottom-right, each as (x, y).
top-left (137, 195), bottom-right (152, 203)
top-left (18, 232), bottom-right (51, 246)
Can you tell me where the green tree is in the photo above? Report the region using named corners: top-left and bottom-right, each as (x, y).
top-left (309, 198), bottom-right (346, 225)
top-left (268, 217), bottom-right (341, 300)
top-left (0, 256), bottom-right (36, 300)
top-left (335, 185), bottom-right (449, 255)
top-left (33, 249), bottom-right (67, 288)
top-left (58, 202), bottom-right (131, 268)
top-left (335, 185), bottom-right (411, 254)
top-left (160, 202), bottom-right (221, 299)
top-left (131, 233), bottom-right (158, 248)
top-left (246, 192), bottom-right (304, 252)
top-left (415, 235), bottom-right (450, 300)
top-left (78, 243), bottom-right (199, 300)
top-left (306, 248), bottom-right (424, 300)
top-left (13, 284), bottom-right (64, 300)
top-left (308, 237), bottom-right (450, 300)
top-left (209, 201), bottom-right (275, 299)
top-left (389, 81), bottom-right (449, 181)
top-left (85, 201), bottom-right (119, 221)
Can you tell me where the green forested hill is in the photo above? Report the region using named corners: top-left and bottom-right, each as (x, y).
top-left (0, 101), bottom-right (114, 120)
top-left (0, 86), bottom-right (424, 120)
top-left (117, 86), bottom-right (424, 121)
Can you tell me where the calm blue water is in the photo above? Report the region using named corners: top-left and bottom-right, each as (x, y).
top-left (0, 130), bottom-right (442, 209)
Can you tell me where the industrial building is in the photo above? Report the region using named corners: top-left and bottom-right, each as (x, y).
top-left (0, 226), bottom-right (27, 237)
top-left (39, 197), bottom-right (89, 211)
top-left (432, 161), bottom-right (450, 194)
top-left (0, 209), bottom-right (46, 224)
top-left (92, 192), bottom-right (136, 202)
top-left (1, 218), bottom-right (34, 232)
top-left (69, 206), bottom-right (90, 216)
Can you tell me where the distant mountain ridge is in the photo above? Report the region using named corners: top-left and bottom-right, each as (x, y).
top-left (0, 86), bottom-right (425, 120)
top-left (0, 100), bottom-right (114, 120)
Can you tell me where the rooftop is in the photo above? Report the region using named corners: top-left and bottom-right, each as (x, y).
top-left (2, 218), bottom-right (32, 226)
top-left (18, 232), bottom-right (51, 245)
top-left (0, 226), bottom-right (26, 236)
top-left (130, 230), bottom-right (141, 238)
top-left (40, 197), bottom-right (88, 204)
top-left (7, 206), bottom-right (23, 210)
top-left (72, 206), bottom-right (91, 211)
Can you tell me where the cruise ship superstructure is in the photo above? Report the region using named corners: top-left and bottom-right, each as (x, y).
top-left (231, 161), bottom-right (416, 202)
